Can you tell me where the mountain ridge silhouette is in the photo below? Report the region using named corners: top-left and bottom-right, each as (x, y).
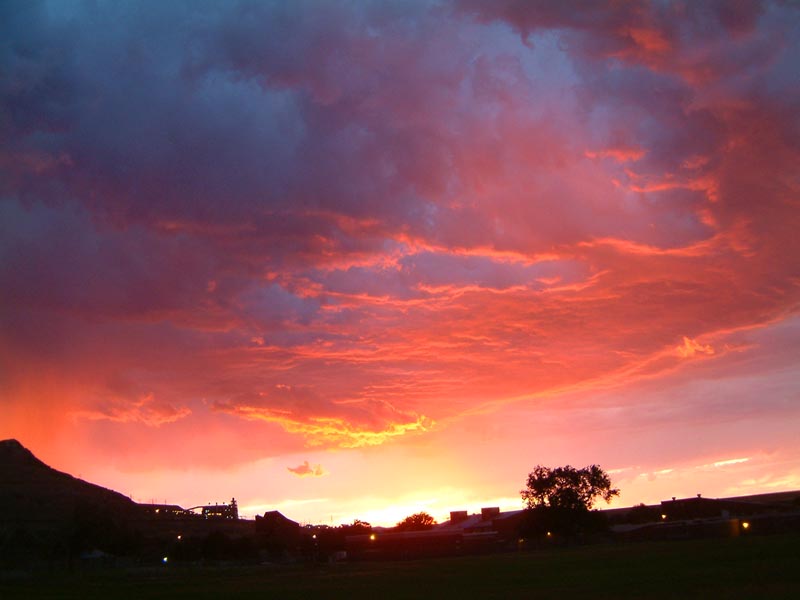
top-left (0, 438), bottom-right (140, 526)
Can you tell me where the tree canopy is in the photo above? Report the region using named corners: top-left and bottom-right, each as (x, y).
top-left (521, 464), bottom-right (619, 512)
top-left (339, 519), bottom-right (372, 535)
top-left (395, 511), bottom-right (436, 532)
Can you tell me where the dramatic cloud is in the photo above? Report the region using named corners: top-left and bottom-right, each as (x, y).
top-left (1, 0), bottom-right (798, 522)
top-left (212, 386), bottom-right (432, 448)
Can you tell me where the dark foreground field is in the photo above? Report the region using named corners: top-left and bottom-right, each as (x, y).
top-left (3, 533), bottom-right (799, 599)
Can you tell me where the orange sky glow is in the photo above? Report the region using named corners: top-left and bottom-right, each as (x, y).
top-left (1, 0), bottom-right (799, 526)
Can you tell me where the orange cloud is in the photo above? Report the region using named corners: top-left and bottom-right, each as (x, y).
top-left (287, 460), bottom-right (327, 477)
top-left (676, 337), bottom-right (716, 359)
top-left (72, 393), bottom-right (192, 427)
top-left (232, 409), bottom-right (432, 448)
top-left (213, 392), bottom-right (434, 449)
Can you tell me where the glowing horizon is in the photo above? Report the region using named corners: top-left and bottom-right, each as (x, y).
top-left (1, 1), bottom-right (799, 528)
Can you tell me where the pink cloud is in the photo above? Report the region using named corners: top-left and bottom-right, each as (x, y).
top-left (287, 461), bottom-right (327, 478)
top-left (73, 393), bottom-right (191, 427)
top-left (0, 1), bottom-right (798, 517)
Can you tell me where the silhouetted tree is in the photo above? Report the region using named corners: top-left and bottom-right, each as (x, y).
top-left (521, 465), bottom-right (619, 511)
top-left (339, 519), bottom-right (372, 536)
top-left (519, 505), bottom-right (610, 539)
top-left (395, 512), bottom-right (436, 531)
top-left (519, 465), bottom-right (618, 540)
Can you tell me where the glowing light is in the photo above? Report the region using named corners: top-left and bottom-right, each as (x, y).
top-left (742, 522), bottom-right (750, 530)
top-left (162, 556), bottom-right (168, 564)
top-left (661, 514), bottom-right (667, 520)
top-left (369, 533), bottom-right (376, 541)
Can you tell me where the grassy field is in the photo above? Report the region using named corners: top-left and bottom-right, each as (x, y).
top-left (2, 533), bottom-right (799, 599)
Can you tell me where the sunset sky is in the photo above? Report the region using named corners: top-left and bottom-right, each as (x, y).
top-left (2, 0), bottom-right (799, 526)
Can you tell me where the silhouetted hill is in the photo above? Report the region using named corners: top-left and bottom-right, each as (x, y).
top-left (0, 439), bottom-right (139, 524)
top-left (0, 439), bottom-right (145, 560)
top-left (0, 440), bottom-right (265, 564)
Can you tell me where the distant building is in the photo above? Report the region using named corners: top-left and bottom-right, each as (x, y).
top-left (610, 491), bottom-right (800, 542)
top-left (349, 493), bottom-right (800, 560)
top-left (346, 507), bottom-right (526, 560)
top-left (255, 510), bottom-right (302, 558)
top-left (660, 494), bottom-right (792, 521)
top-left (201, 498), bottom-right (239, 520)
top-left (138, 503), bottom-right (192, 518)
top-left (255, 510), bottom-right (300, 537)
